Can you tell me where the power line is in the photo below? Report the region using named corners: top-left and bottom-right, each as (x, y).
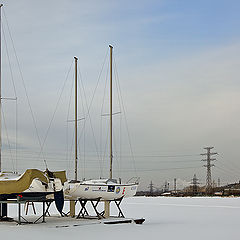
top-left (117, 154), bottom-right (200, 158)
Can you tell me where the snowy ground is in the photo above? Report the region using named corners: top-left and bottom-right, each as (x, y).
top-left (0, 196), bottom-right (239, 240)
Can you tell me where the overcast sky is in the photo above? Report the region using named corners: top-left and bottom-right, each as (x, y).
top-left (1, 0), bottom-right (240, 190)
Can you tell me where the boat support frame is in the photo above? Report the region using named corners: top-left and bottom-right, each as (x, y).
top-left (76, 197), bottom-right (125, 219)
top-left (0, 198), bottom-right (54, 224)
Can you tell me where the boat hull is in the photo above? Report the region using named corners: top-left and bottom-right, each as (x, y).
top-left (65, 182), bottom-right (138, 200)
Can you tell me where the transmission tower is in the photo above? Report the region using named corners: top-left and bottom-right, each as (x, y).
top-left (148, 181), bottom-right (154, 196)
top-left (191, 174), bottom-right (200, 195)
top-left (174, 178), bottom-right (177, 194)
top-left (163, 181), bottom-right (169, 192)
top-left (212, 180), bottom-right (216, 188)
top-left (201, 147), bottom-right (217, 195)
top-left (218, 178), bottom-right (220, 187)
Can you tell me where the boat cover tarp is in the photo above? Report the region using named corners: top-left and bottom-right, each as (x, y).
top-left (0, 169), bottom-right (48, 194)
top-left (0, 169), bottom-right (67, 194)
top-left (50, 171), bottom-right (67, 184)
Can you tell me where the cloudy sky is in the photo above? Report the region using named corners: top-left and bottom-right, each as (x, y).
top-left (1, 0), bottom-right (240, 190)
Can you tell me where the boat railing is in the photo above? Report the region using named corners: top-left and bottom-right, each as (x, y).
top-left (126, 177), bottom-right (140, 184)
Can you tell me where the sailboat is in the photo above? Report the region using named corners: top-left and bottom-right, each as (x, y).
top-left (0, 169), bottom-right (66, 201)
top-left (0, 5), bottom-right (66, 219)
top-left (64, 46), bottom-right (138, 202)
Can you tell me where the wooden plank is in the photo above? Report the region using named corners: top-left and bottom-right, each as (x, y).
top-left (134, 218), bottom-right (145, 224)
top-left (104, 219), bottom-right (132, 224)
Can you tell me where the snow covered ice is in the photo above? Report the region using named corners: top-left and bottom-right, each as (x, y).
top-left (0, 196), bottom-right (239, 240)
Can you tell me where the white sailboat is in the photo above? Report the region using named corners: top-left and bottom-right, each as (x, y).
top-left (64, 46), bottom-right (138, 203)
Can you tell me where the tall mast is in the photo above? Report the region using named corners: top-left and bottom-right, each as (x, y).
top-left (74, 56), bottom-right (78, 181)
top-left (104, 45), bottom-right (113, 218)
top-left (0, 4), bottom-right (3, 172)
top-left (109, 45), bottom-right (113, 179)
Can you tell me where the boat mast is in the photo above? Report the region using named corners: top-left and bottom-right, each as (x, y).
top-left (104, 45), bottom-right (113, 218)
top-left (74, 56), bottom-right (78, 181)
top-left (109, 45), bottom-right (113, 179)
top-left (0, 4), bottom-right (3, 172)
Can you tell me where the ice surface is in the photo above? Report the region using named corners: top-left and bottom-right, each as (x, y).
top-left (0, 196), bottom-right (239, 240)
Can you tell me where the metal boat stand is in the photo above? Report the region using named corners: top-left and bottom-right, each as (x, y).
top-left (25, 201), bottom-right (36, 215)
top-left (113, 197), bottom-right (124, 218)
top-left (101, 197), bottom-right (125, 218)
top-left (45, 201), bottom-right (53, 216)
top-left (0, 198), bottom-right (54, 224)
top-left (0, 202), bottom-right (11, 221)
top-left (76, 197), bottom-right (125, 219)
top-left (19, 198), bottom-right (54, 224)
top-left (76, 197), bottom-right (103, 219)
top-left (32, 200), bottom-right (54, 223)
top-left (25, 201), bottom-right (53, 216)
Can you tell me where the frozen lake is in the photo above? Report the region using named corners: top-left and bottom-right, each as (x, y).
top-left (0, 196), bottom-right (239, 240)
